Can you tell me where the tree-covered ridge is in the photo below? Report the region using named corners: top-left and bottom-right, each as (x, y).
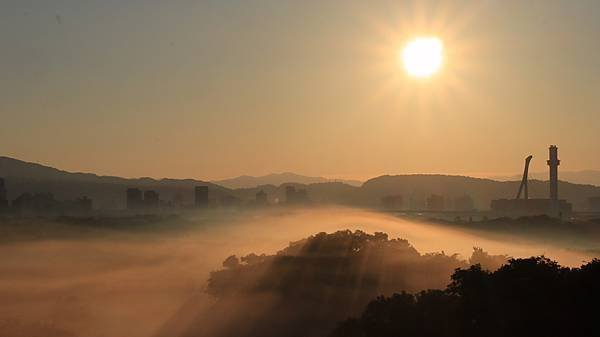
top-left (208, 230), bottom-right (507, 299)
top-left (331, 257), bottom-right (600, 337)
top-left (200, 230), bottom-right (508, 337)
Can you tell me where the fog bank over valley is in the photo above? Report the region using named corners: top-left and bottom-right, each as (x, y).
top-left (1, 208), bottom-right (597, 337)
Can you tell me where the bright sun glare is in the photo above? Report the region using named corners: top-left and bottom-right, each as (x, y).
top-left (401, 37), bottom-right (443, 78)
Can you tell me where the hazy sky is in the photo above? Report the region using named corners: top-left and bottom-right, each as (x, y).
top-left (1, 0), bottom-right (599, 180)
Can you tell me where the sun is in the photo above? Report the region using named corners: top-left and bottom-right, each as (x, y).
top-left (400, 37), bottom-right (444, 78)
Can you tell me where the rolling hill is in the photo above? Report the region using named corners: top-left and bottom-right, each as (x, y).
top-left (0, 156), bottom-right (230, 209)
top-left (213, 172), bottom-right (362, 189)
top-left (492, 170), bottom-right (600, 187)
top-left (2, 156), bottom-right (600, 211)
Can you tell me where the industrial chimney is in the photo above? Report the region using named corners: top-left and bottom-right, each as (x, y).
top-left (547, 145), bottom-right (560, 201)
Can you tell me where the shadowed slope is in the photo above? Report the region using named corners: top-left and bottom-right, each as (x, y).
top-left (158, 230), bottom-right (507, 337)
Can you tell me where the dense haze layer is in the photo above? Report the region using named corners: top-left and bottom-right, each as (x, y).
top-left (0, 208), bottom-right (595, 337)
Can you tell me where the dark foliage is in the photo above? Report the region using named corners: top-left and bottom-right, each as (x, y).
top-left (181, 230), bottom-right (507, 337)
top-left (331, 257), bottom-right (600, 337)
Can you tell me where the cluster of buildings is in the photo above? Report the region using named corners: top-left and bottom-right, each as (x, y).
top-left (0, 178), bottom-right (92, 215)
top-left (124, 185), bottom-right (278, 211)
top-left (125, 186), bottom-right (211, 211)
top-left (2, 145), bottom-right (598, 219)
top-left (379, 145), bottom-right (600, 218)
top-left (125, 188), bottom-right (161, 210)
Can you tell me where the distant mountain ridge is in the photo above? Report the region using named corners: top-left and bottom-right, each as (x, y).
top-left (230, 174), bottom-right (600, 210)
top-left (2, 156), bottom-right (600, 211)
top-left (491, 170), bottom-right (600, 187)
top-left (213, 172), bottom-right (362, 189)
top-left (0, 156), bottom-right (216, 186)
top-left (0, 156), bottom-right (230, 209)
top-left (0, 156), bottom-right (143, 184)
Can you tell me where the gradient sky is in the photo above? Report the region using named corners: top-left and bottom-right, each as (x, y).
top-left (1, 0), bottom-right (599, 180)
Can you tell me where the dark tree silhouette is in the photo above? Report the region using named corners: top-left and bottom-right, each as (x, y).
top-left (177, 230), bottom-right (508, 337)
top-left (331, 257), bottom-right (600, 337)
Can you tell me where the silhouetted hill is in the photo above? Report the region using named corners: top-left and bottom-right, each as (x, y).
top-left (232, 182), bottom-right (361, 205)
top-left (358, 174), bottom-right (600, 210)
top-left (2, 157), bottom-right (600, 211)
top-left (493, 170), bottom-right (600, 187)
top-left (158, 230), bottom-right (507, 337)
top-left (213, 172), bottom-right (362, 189)
top-left (235, 174), bottom-right (600, 210)
top-left (332, 256), bottom-right (600, 337)
top-left (0, 157), bottom-right (231, 209)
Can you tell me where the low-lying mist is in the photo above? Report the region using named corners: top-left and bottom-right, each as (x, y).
top-left (0, 207), bottom-right (596, 337)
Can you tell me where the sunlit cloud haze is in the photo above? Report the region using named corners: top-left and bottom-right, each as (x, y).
top-left (1, 0), bottom-right (599, 180)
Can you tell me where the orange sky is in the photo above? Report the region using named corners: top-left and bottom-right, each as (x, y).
top-left (1, 1), bottom-right (599, 180)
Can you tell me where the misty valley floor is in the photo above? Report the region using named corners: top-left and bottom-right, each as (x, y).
top-left (0, 208), bottom-right (598, 337)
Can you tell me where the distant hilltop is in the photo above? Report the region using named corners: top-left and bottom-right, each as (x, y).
top-left (212, 172), bottom-right (362, 189)
top-left (491, 170), bottom-right (600, 187)
top-left (1, 156), bottom-right (600, 211)
top-left (0, 156), bottom-right (229, 209)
